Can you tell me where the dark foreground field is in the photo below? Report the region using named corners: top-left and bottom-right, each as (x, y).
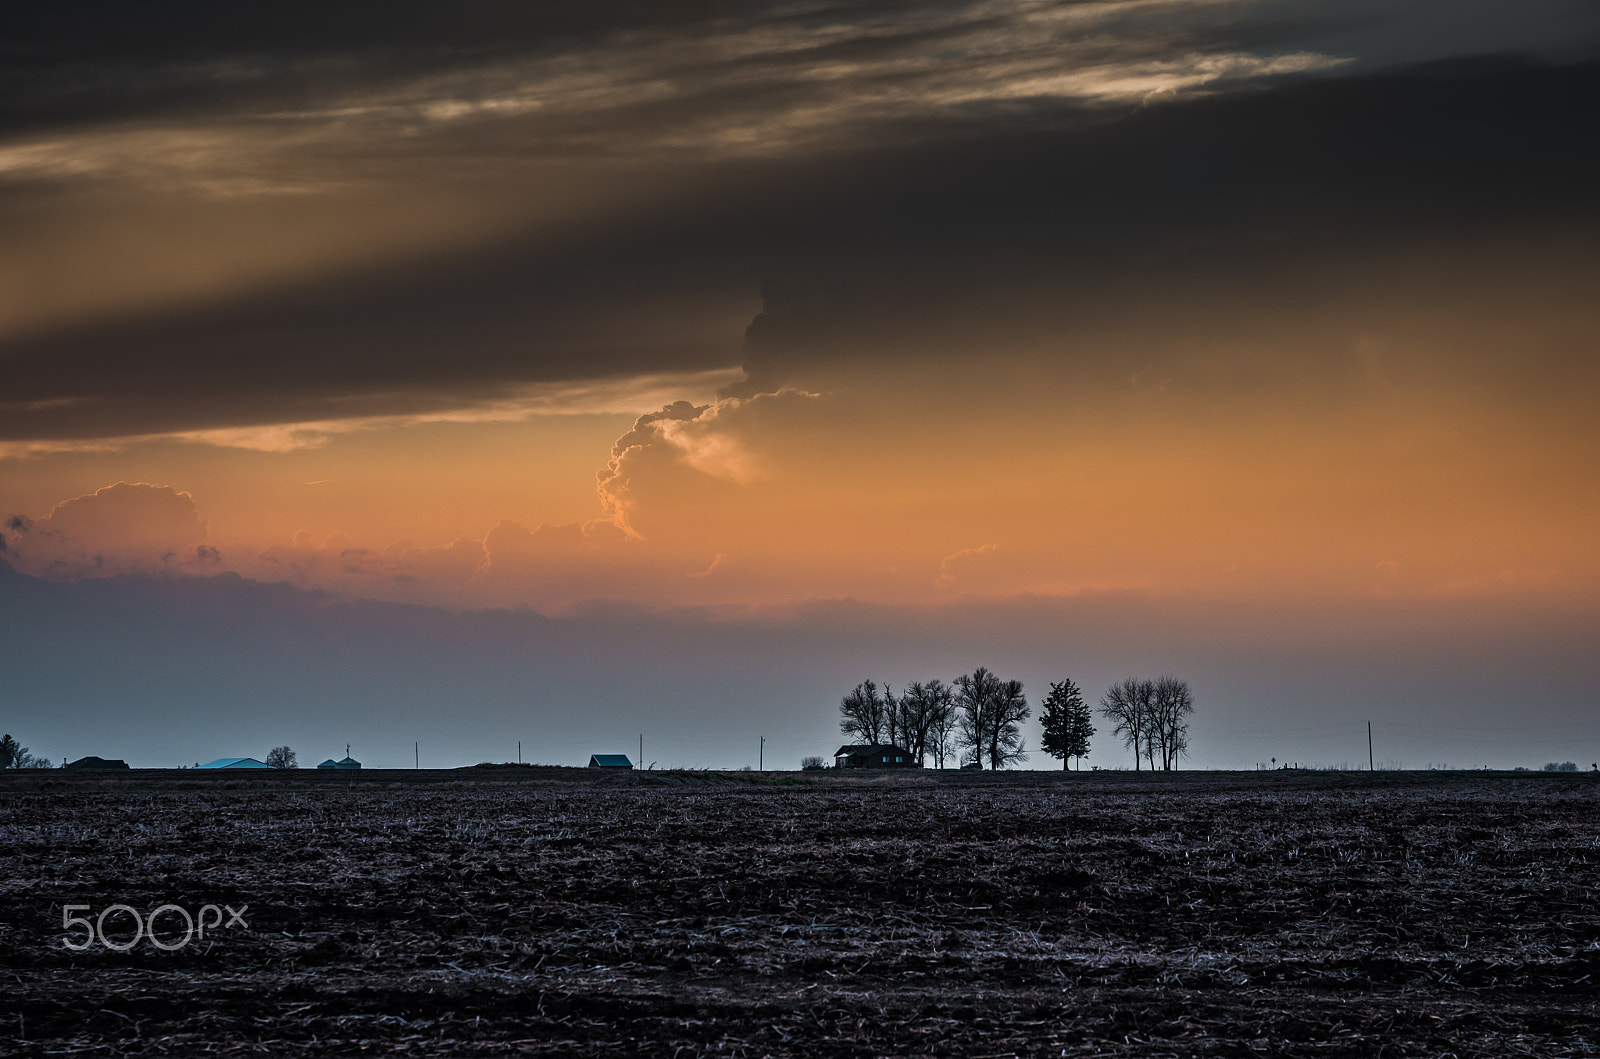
top-left (3, 769), bottom-right (1599, 1056)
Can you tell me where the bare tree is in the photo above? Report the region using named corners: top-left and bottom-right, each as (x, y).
top-left (1099, 679), bottom-right (1154, 771)
top-left (1149, 676), bottom-right (1195, 770)
top-left (955, 667), bottom-right (999, 767)
top-left (883, 683), bottom-right (903, 750)
top-left (1040, 678), bottom-right (1094, 770)
top-left (839, 680), bottom-right (889, 745)
top-left (898, 679), bottom-right (955, 764)
top-left (988, 678), bottom-right (1030, 770)
top-left (955, 667), bottom-right (1030, 769)
top-left (266, 745), bottom-right (298, 769)
top-left (926, 682), bottom-right (960, 768)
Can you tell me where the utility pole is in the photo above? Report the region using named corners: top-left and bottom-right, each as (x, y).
top-left (760, 736), bottom-right (765, 772)
top-left (1368, 721), bottom-right (1374, 772)
top-left (518, 740), bottom-right (521, 764)
top-left (415, 741), bottom-right (419, 770)
top-left (639, 733), bottom-right (643, 768)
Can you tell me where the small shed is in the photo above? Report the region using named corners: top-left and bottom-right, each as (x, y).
top-left (834, 744), bottom-right (919, 769)
top-left (65, 756), bottom-right (129, 770)
top-left (589, 754), bottom-right (633, 769)
top-left (196, 757), bottom-right (274, 769)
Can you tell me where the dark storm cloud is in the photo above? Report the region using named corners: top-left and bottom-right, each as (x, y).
top-left (1, 2), bottom-right (1596, 442)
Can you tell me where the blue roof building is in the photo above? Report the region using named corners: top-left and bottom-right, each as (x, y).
top-left (589, 754), bottom-right (633, 769)
top-left (196, 757), bottom-right (274, 769)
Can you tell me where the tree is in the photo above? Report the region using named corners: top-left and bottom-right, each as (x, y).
top-left (883, 683), bottom-right (904, 750)
top-left (954, 666), bottom-right (999, 768)
top-left (1148, 676), bottom-right (1195, 771)
top-left (1099, 679), bottom-right (1153, 771)
top-left (925, 681), bottom-right (961, 769)
top-left (839, 680), bottom-right (890, 745)
top-left (0, 734), bottom-right (51, 769)
top-left (1040, 678), bottom-right (1094, 769)
top-left (266, 745), bottom-right (298, 769)
top-left (955, 667), bottom-right (1030, 770)
top-left (897, 679), bottom-right (955, 765)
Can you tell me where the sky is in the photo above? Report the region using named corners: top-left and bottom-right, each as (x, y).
top-left (2, 0), bottom-right (1597, 770)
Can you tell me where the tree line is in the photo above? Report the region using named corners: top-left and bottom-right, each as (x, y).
top-left (836, 671), bottom-right (1195, 770)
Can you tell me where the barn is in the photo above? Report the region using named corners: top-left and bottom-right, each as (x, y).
top-left (196, 757), bottom-right (274, 769)
top-left (589, 754), bottom-right (633, 769)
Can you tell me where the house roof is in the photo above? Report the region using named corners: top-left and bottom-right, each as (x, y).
top-left (835, 744), bottom-right (911, 757)
top-left (590, 754), bottom-right (633, 767)
top-left (196, 757), bottom-right (274, 769)
top-left (65, 756), bottom-right (129, 769)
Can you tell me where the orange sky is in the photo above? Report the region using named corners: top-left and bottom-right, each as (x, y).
top-left (2, 4), bottom-right (1597, 615)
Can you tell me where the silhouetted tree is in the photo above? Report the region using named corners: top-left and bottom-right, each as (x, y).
top-left (955, 667), bottom-right (1029, 769)
top-left (955, 667), bottom-right (998, 767)
top-left (1149, 676), bottom-right (1195, 770)
top-left (839, 680), bottom-right (890, 745)
top-left (883, 683), bottom-right (904, 750)
top-left (266, 746), bottom-right (298, 769)
top-left (1040, 678), bottom-right (1094, 769)
top-left (1100, 678), bottom-right (1153, 771)
top-left (0, 734), bottom-right (50, 769)
top-left (898, 678), bottom-right (955, 765)
top-left (927, 683), bottom-right (961, 768)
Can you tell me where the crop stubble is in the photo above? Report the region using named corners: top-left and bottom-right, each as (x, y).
top-left (2, 770), bottom-right (1598, 1055)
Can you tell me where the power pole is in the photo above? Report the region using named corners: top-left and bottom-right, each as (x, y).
top-left (639, 733), bottom-right (643, 768)
top-left (415, 741), bottom-right (419, 770)
top-left (1368, 721), bottom-right (1374, 772)
top-left (518, 740), bottom-right (521, 764)
top-left (760, 736), bottom-right (765, 772)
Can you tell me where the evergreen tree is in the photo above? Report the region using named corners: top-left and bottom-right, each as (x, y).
top-left (1040, 679), bottom-right (1094, 769)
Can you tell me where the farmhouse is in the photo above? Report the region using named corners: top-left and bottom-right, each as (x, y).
top-left (196, 757), bottom-right (273, 769)
top-left (589, 754), bottom-right (633, 769)
top-left (317, 756), bottom-right (362, 769)
top-left (65, 756), bottom-right (129, 770)
top-left (834, 744), bottom-right (919, 769)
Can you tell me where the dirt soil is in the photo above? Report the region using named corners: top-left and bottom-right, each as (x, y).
top-left (2, 768), bottom-right (1598, 1056)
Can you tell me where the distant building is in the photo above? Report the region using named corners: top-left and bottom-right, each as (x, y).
top-left (834, 744), bottom-right (919, 769)
top-left (588, 754), bottom-right (633, 769)
top-left (317, 757), bottom-right (361, 770)
top-left (65, 756), bottom-right (129, 770)
top-left (196, 757), bottom-right (274, 769)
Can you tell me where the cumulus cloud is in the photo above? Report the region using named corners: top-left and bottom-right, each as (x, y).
top-left (597, 390), bottom-right (821, 537)
top-left (1, 482), bottom-right (214, 578)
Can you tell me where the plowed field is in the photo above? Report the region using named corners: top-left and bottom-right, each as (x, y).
top-left (3, 769), bottom-right (1598, 1055)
